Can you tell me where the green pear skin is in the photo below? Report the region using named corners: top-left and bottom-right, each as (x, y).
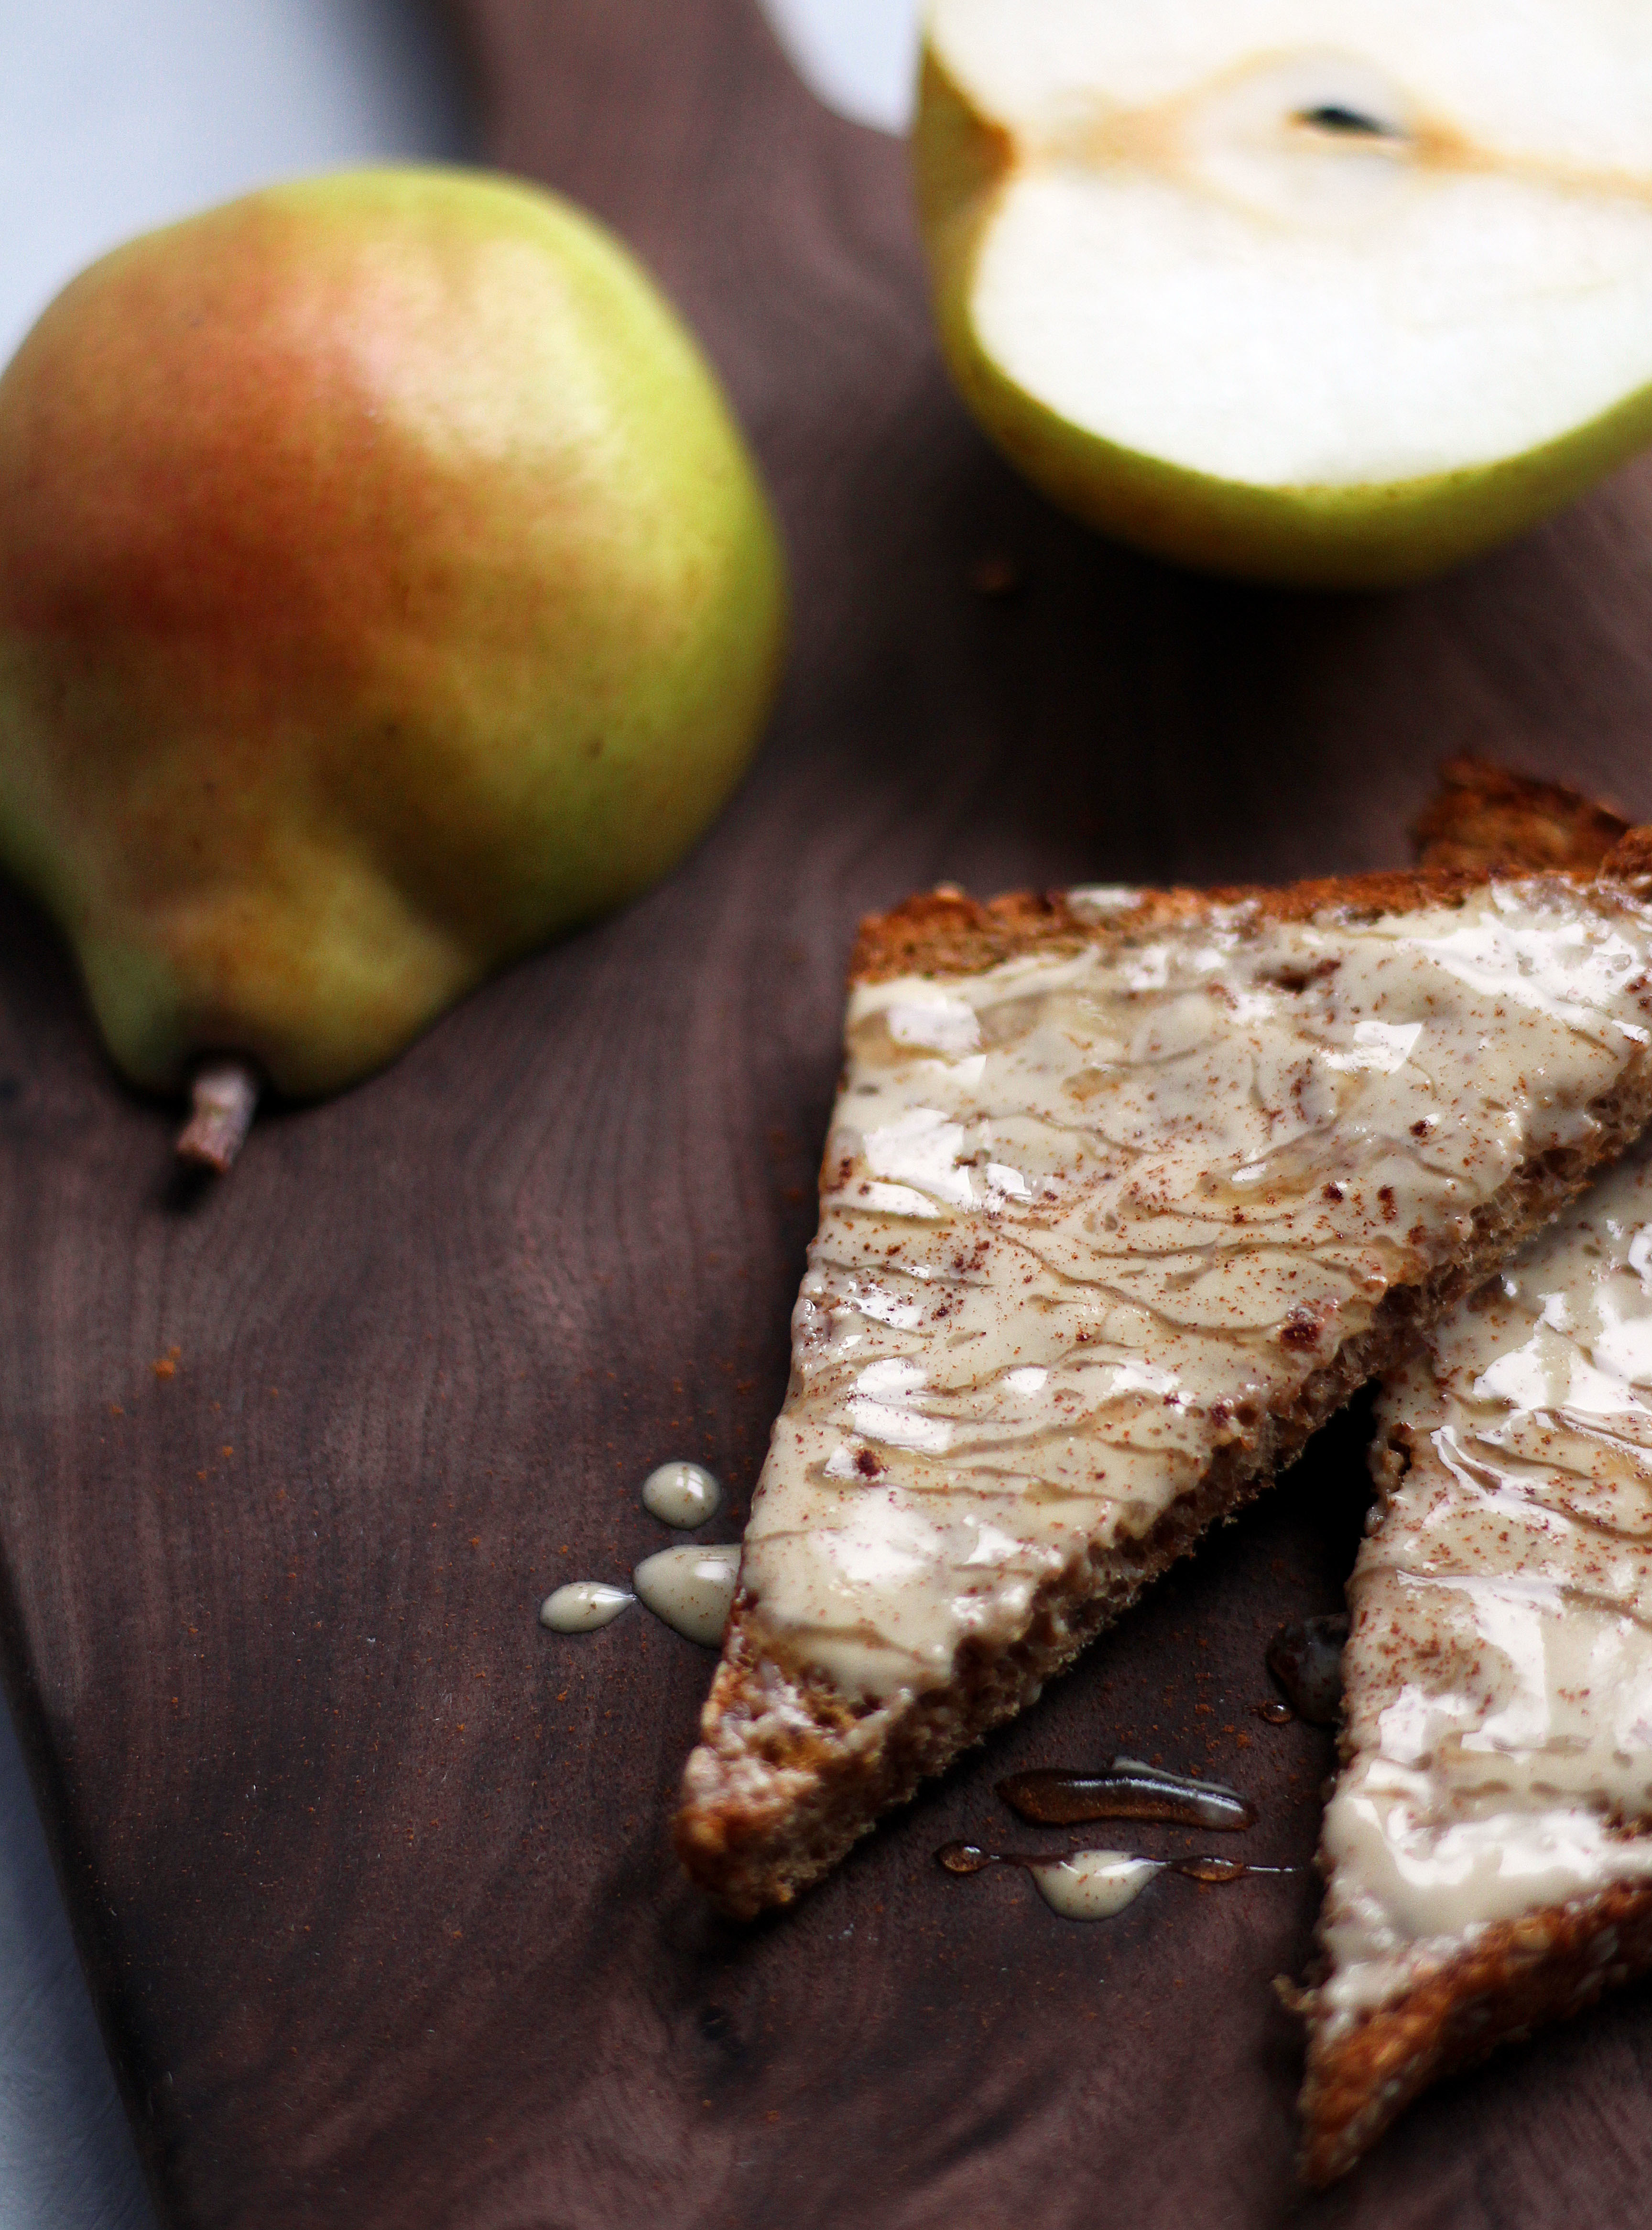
top-left (0, 167), bottom-right (786, 1099)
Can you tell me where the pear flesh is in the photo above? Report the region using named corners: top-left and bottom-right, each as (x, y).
top-left (0, 169), bottom-right (786, 1121)
top-left (916, 0), bottom-right (1652, 584)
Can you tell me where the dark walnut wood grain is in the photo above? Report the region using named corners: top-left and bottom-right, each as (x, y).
top-left (7, 3), bottom-right (1652, 2224)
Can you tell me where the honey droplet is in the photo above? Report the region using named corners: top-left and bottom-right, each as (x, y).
top-left (999, 1758), bottom-right (1256, 1832)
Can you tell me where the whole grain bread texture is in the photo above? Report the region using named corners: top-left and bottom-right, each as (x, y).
top-left (1293, 1877), bottom-right (1652, 2186)
top-left (1412, 753), bottom-right (1631, 876)
top-left (676, 829), bottom-right (1652, 1922)
top-left (1293, 767), bottom-right (1652, 2186)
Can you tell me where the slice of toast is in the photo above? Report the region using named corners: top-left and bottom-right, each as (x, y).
top-left (1296, 771), bottom-right (1652, 2184)
top-left (677, 838), bottom-right (1652, 1918)
top-left (1295, 1136), bottom-right (1652, 2183)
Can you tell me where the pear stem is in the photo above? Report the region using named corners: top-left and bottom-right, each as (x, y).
top-left (176, 1059), bottom-right (261, 1174)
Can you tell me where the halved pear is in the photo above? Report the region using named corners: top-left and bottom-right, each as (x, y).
top-left (914, 0), bottom-right (1652, 586)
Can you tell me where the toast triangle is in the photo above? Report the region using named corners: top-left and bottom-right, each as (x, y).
top-left (1298, 773), bottom-right (1652, 2180)
top-left (679, 840), bottom-right (1652, 1917)
top-left (1296, 1134), bottom-right (1652, 2181)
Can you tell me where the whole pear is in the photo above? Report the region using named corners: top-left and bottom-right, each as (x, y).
top-left (0, 167), bottom-right (785, 1148)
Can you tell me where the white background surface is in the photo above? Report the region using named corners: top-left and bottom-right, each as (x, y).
top-left (0, 1), bottom-right (475, 365)
top-left (0, 3), bottom-right (909, 2222)
top-left (761, 0), bottom-right (920, 132)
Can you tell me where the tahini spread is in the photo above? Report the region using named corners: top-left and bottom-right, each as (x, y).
top-left (1318, 1137), bottom-right (1652, 2028)
top-left (633, 1544), bottom-right (741, 1648)
top-left (1032, 1849), bottom-right (1162, 1920)
top-left (739, 882), bottom-right (1652, 1699)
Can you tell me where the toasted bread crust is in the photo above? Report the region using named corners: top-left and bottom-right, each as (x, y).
top-left (680, 834), bottom-right (1652, 1919)
top-left (1412, 754), bottom-right (1630, 877)
top-left (850, 867), bottom-right (1518, 986)
top-left (850, 770), bottom-right (1648, 992)
top-left (1296, 1878), bottom-right (1652, 2186)
top-left (850, 855), bottom-right (1652, 989)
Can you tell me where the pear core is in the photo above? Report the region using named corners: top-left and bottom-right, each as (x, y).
top-left (915, 0), bottom-right (1652, 585)
top-left (0, 168), bottom-right (786, 1099)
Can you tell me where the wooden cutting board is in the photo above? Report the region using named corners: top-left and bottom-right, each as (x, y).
top-left (8, 3), bottom-right (1652, 2223)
